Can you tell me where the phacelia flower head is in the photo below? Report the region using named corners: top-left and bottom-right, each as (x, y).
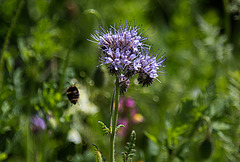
top-left (90, 21), bottom-right (147, 76)
top-left (90, 21), bottom-right (166, 87)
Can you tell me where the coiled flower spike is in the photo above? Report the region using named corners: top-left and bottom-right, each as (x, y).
top-left (136, 49), bottom-right (167, 86)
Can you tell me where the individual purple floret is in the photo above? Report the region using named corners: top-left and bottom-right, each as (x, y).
top-left (30, 114), bottom-right (46, 133)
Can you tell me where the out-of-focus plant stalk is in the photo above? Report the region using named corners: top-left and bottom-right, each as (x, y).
top-left (223, 0), bottom-right (230, 40)
top-left (110, 76), bottom-right (120, 162)
top-left (26, 118), bottom-right (31, 162)
top-left (0, 0), bottom-right (24, 91)
top-left (60, 45), bottom-right (72, 91)
top-left (59, 29), bottom-right (77, 90)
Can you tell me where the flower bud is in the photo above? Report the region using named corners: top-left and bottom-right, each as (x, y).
top-left (119, 74), bottom-right (130, 95)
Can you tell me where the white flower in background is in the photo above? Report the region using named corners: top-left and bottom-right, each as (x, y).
top-left (67, 129), bottom-right (82, 144)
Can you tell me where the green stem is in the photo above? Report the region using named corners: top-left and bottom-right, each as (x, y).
top-left (110, 76), bottom-right (119, 162)
top-left (110, 88), bottom-right (116, 129)
top-left (26, 117), bottom-right (31, 162)
top-left (59, 45), bottom-right (72, 90)
top-left (0, 0), bottom-right (24, 91)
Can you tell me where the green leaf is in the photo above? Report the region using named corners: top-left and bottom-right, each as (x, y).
top-left (212, 122), bottom-right (230, 131)
top-left (92, 144), bottom-right (104, 162)
top-left (98, 121), bottom-right (111, 135)
top-left (144, 131), bottom-right (159, 144)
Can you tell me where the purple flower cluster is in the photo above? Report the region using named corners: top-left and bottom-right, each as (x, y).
top-left (30, 114), bottom-right (46, 134)
top-left (90, 21), bottom-right (166, 87)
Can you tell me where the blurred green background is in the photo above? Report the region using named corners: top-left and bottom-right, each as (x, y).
top-left (0, 0), bottom-right (240, 161)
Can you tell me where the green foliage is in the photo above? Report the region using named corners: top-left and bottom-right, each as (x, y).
top-left (122, 130), bottom-right (136, 162)
top-left (229, 71), bottom-right (240, 109)
top-left (32, 18), bottom-right (60, 59)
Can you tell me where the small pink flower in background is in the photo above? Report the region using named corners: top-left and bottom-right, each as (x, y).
top-left (118, 97), bottom-right (124, 112)
top-left (125, 97), bottom-right (135, 108)
top-left (117, 97), bottom-right (144, 137)
top-left (118, 97), bottom-right (136, 112)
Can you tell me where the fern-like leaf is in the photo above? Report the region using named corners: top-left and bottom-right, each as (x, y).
top-left (98, 121), bottom-right (111, 135)
top-left (92, 144), bottom-right (106, 162)
top-left (229, 71), bottom-right (240, 109)
top-left (116, 124), bottom-right (125, 133)
top-left (122, 130), bottom-right (136, 162)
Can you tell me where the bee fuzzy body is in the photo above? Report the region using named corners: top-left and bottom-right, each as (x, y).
top-left (67, 86), bottom-right (79, 105)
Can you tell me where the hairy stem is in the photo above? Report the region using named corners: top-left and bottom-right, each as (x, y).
top-left (110, 87), bottom-right (116, 129)
top-left (110, 76), bottom-right (119, 162)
